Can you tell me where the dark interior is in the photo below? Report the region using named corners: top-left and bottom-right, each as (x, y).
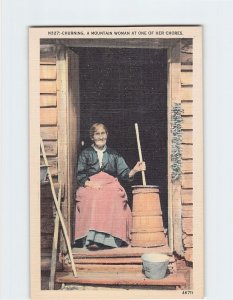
top-left (72, 47), bottom-right (168, 229)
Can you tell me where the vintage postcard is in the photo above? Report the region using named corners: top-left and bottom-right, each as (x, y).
top-left (29, 25), bottom-right (203, 299)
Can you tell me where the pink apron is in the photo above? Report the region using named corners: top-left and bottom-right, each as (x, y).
top-left (75, 172), bottom-right (132, 243)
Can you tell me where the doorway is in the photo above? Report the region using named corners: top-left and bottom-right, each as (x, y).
top-left (71, 47), bottom-right (168, 230)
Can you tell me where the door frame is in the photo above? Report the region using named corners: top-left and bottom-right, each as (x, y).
top-left (53, 38), bottom-right (182, 252)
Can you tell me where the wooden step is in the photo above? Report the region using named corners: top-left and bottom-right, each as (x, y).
top-left (66, 264), bottom-right (142, 273)
top-left (41, 256), bottom-right (63, 271)
top-left (72, 245), bottom-right (172, 258)
top-left (63, 256), bottom-right (143, 272)
top-left (73, 257), bottom-right (142, 264)
top-left (63, 245), bottom-right (174, 273)
top-left (56, 271), bottom-right (186, 289)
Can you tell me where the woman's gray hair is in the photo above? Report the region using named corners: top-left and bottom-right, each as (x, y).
top-left (89, 123), bottom-right (108, 139)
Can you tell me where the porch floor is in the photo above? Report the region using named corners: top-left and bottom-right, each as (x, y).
top-left (72, 244), bottom-right (172, 257)
top-left (56, 271), bottom-right (186, 289)
top-left (56, 245), bottom-right (186, 289)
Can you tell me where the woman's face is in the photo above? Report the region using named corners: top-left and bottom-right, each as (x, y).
top-left (92, 126), bottom-right (108, 149)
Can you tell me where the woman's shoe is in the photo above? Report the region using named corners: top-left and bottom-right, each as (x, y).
top-left (86, 243), bottom-right (101, 251)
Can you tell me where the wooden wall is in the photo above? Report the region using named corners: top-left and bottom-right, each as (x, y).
top-left (40, 45), bottom-right (58, 257)
top-left (180, 40), bottom-right (193, 262)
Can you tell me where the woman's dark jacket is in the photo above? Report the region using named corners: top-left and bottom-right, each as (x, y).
top-left (76, 146), bottom-right (133, 187)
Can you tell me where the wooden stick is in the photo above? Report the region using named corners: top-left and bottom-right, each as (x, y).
top-left (135, 123), bottom-right (146, 186)
top-left (40, 137), bottom-right (78, 277)
top-left (49, 182), bottom-right (62, 290)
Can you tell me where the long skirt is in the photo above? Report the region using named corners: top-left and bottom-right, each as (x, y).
top-left (74, 172), bottom-right (132, 247)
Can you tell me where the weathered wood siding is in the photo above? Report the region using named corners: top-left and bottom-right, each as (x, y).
top-left (40, 45), bottom-right (80, 262)
top-left (40, 45), bottom-right (58, 255)
top-left (180, 40), bottom-right (193, 262)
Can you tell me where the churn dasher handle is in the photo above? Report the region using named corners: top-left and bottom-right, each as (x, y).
top-left (135, 123), bottom-right (147, 186)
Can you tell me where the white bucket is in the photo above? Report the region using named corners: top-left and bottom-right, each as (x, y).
top-left (141, 253), bottom-right (169, 280)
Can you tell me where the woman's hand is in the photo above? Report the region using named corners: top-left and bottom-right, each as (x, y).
top-left (129, 161), bottom-right (146, 177)
top-left (84, 180), bottom-right (102, 189)
top-left (133, 161), bottom-right (146, 172)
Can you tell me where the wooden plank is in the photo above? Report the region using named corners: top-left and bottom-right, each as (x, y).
top-left (41, 195), bottom-right (53, 206)
top-left (182, 117), bottom-right (192, 130)
top-left (41, 200), bottom-right (54, 217)
top-left (40, 95), bottom-right (57, 107)
top-left (41, 251), bottom-right (53, 258)
top-left (181, 160), bottom-right (193, 173)
top-left (73, 257), bottom-right (142, 265)
top-left (40, 65), bottom-right (57, 80)
top-left (40, 44), bottom-right (56, 60)
top-left (182, 205), bottom-right (193, 218)
top-left (72, 245), bottom-right (172, 258)
top-left (181, 174), bottom-right (193, 189)
top-left (168, 42), bottom-right (181, 253)
top-left (41, 183), bottom-right (59, 202)
top-left (181, 65), bottom-right (193, 71)
top-left (181, 53), bottom-right (193, 65)
top-left (40, 57), bottom-right (56, 65)
top-left (64, 264), bottom-right (142, 273)
top-left (67, 49), bottom-right (81, 245)
top-left (182, 218), bottom-right (193, 235)
top-left (40, 204), bottom-right (56, 225)
top-left (56, 272), bottom-right (186, 287)
top-left (41, 257), bottom-right (63, 272)
top-left (181, 189), bottom-right (193, 204)
top-left (40, 80), bottom-right (57, 93)
top-left (41, 234), bottom-right (53, 249)
top-left (41, 181), bottom-right (64, 198)
top-left (42, 38), bottom-right (176, 50)
top-left (171, 59), bottom-right (181, 101)
top-left (41, 186), bottom-right (54, 213)
top-left (181, 87), bottom-right (192, 100)
top-left (182, 130), bottom-right (193, 144)
top-left (182, 234), bottom-right (193, 248)
top-left (40, 126), bottom-right (58, 140)
top-left (40, 141), bottom-right (57, 156)
top-left (56, 46), bottom-right (69, 253)
top-left (40, 108), bottom-right (57, 125)
top-left (180, 72), bottom-right (193, 86)
top-left (182, 144), bottom-right (192, 159)
top-left (172, 183), bottom-right (184, 256)
top-left (41, 216), bottom-right (55, 234)
top-left (181, 101), bottom-right (193, 116)
top-left (181, 40), bottom-right (192, 53)
top-left (49, 183), bottom-right (62, 290)
top-left (184, 248), bottom-right (193, 262)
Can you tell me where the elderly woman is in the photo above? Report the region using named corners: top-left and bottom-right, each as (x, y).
top-left (74, 123), bottom-right (145, 250)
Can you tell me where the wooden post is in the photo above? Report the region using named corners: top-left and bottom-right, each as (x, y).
top-left (40, 137), bottom-right (77, 277)
top-left (49, 182), bottom-right (62, 290)
top-left (169, 41), bottom-right (184, 256)
top-left (135, 123), bottom-right (146, 186)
